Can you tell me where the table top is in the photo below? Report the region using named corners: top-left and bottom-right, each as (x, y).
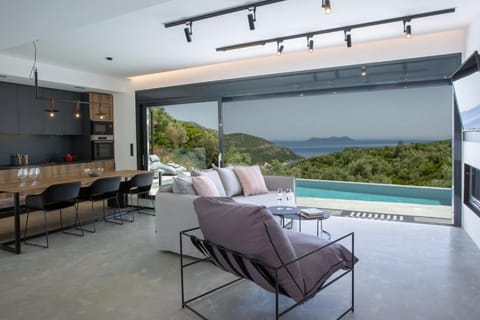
top-left (268, 205), bottom-right (331, 220)
top-left (0, 169), bottom-right (148, 194)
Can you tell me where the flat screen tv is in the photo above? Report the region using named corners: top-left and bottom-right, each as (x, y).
top-left (452, 51), bottom-right (480, 131)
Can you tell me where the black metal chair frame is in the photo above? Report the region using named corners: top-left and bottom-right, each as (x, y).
top-left (180, 227), bottom-right (355, 320)
top-left (77, 176), bottom-right (124, 233)
top-left (119, 172), bottom-right (155, 217)
top-left (24, 181), bottom-right (83, 248)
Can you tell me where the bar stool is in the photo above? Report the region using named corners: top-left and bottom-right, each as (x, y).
top-left (119, 172), bottom-right (155, 218)
top-left (24, 181), bottom-right (82, 248)
top-left (77, 176), bottom-right (122, 233)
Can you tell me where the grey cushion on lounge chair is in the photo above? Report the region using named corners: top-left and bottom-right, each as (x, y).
top-left (194, 197), bottom-right (304, 302)
top-left (193, 197), bottom-right (358, 303)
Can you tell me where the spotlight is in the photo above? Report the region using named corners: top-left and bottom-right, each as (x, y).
top-left (403, 20), bottom-right (412, 38)
top-left (322, 0), bottom-right (332, 14)
top-left (361, 66), bottom-right (367, 77)
top-left (184, 22), bottom-right (192, 42)
top-left (247, 7), bottom-right (256, 30)
top-left (344, 30), bottom-right (352, 48)
top-left (307, 36), bottom-right (314, 52)
top-left (277, 41), bottom-right (284, 55)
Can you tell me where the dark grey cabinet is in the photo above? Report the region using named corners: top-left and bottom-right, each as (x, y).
top-left (15, 84), bottom-right (84, 135)
top-left (0, 82), bottom-right (18, 134)
top-left (17, 85), bottom-right (45, 134)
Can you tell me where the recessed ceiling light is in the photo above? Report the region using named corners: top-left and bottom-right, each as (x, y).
top-left (105, 57), bottom-right (113, 61)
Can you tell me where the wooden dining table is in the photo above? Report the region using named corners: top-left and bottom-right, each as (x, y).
top-left (0, 169), bottom-right (148, 254)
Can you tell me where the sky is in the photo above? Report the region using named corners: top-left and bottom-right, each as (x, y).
top-left (161, 85), bottom-right (452, 141)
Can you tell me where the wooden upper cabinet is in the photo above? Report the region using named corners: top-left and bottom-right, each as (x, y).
top-left (89, 92), bottom-right (113, 121)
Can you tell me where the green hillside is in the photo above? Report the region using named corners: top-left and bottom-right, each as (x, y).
top-left (267, 140), bottom-right (452, 188)
top-left (224, 133), bottom-right (304, 165)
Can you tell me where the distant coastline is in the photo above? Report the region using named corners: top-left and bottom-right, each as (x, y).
top-left (272, 137), bottom-right (438, 158)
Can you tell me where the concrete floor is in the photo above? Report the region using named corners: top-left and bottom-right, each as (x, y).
top-left (1, 213), bottom-right (480, 320)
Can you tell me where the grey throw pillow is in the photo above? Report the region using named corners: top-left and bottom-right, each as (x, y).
top-left (172, 173), bottom-right (196, 195)
top-left (193, 197), bottom-right (304, 302)
top-left (212, 165), bottom-right (243, 197)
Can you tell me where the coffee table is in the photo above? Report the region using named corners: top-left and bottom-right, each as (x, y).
top-left (268, 205), bottom-right (331, 239)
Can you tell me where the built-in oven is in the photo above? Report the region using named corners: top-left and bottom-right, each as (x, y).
top-left (91, 135), bottom-right (114, 160)
top-left (91, 121), bottom-right (113, 135)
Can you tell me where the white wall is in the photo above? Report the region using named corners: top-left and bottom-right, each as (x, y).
top-left (113, 89), bottom-right (137, 170)
top-left (0, 53), bottom-right (130, 93)
top-left (461, 19), bottom-right (480, 248)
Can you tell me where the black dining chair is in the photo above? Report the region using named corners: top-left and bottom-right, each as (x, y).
top-left (24, 181), bottom-right (82, 248)
top-left (77, 176), bottom-right (122, 233)
top-left (119, 172), bottom-right (155, 218)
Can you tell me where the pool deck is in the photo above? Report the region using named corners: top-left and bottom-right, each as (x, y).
top-left (297, 196), bottom-right (453, 224)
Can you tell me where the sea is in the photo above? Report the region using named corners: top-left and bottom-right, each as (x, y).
top-left (272, 139), bottom-right (433, 159)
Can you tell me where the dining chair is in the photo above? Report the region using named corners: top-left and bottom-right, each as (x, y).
top-left (77, 176), bottom-right (122, 233)
top-left (119, 172), bottom-right (155, 218)
top-left (24, 181), bottom-right (82, 248)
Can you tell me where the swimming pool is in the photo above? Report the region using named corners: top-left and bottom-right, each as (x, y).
top-left (296, 179), bottom-right (451, 206)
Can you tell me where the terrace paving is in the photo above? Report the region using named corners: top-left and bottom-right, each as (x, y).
top-left (297, 196), bottom-right (452, 224)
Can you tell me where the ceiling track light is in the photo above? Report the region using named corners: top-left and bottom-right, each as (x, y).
top-left (403, 19), bottom-right (412, 38)
top-left (322, 0), bottom-right (332, 15)
top-left (344, 30), bottom-right (352, 48)
top-left (248, 7), bottom-right (256, 30)
top-left (184, 22), bottom-right (193, 42)
top-left (164, 0), bottom-right (287, 33)
top-left (277, 41), bottom-right (284, 55)
top-left (216, 7), bottom-right (455, 52)
top-left (307, 36), bottom-right (314, 52)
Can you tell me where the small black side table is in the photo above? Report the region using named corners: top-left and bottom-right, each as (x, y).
top-left (268, 206), bottom-right (331, 239)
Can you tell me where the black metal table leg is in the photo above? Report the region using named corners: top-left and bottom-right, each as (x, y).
top-left (14, 192), bottom-right (20, 254)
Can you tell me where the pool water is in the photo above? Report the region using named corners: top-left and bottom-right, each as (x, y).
top-left (296, 186), bottom-right (443, 205)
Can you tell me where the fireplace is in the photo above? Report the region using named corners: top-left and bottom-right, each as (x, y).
top-left (464, 164), bottom-right (480, 218)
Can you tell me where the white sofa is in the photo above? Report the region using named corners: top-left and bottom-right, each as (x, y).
top-left (155, 175), bottom-right (296, 257)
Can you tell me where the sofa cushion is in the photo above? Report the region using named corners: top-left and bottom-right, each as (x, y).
top-left (192, 176), bottom-right (220, 196)
top-left (233, 165), bottom-right (269, 196)
top-left (213, 165), bottom-right (243, 197)
top-left (191, 169), bottom-right (227, 197)
top-left (193, 197), bottom-right (304, 302)
top-left (285, 230), bottom-right (357, 298)
top-left (172, 173), bottom-right (196, 195)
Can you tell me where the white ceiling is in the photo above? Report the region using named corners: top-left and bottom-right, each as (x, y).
top-left (0, 0), bottom-right (479, 78)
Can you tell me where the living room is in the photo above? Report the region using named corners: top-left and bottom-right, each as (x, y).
top-left (1, 1), bottom-right (480, 319)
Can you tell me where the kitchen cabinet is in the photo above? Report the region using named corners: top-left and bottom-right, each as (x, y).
top-left (89, 93), bottom-right (113, 121)
top-left (43, 90), bottom-right (85, 135)
top-left (0, 82), bottom-right (18, 134)
top-left (17, 85), bottom-right (45, 134)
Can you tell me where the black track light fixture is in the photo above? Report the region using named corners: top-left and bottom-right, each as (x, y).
top-left (307, 36), bottom-right (314, 52)
top-left (216, 8), bottom-right (454, 53)
top-left (277, 41), bottom-right (284, 55)
top-left (403, 20), bottom-right (412, 38)
top-left (184, 22), bottom-right (193, 42)
top-left (322, 0), bottom-right (332, 15)
top-left (344, 29), bottom-right (352, 48)
top-left (248, 7), bottom-right (256, 30)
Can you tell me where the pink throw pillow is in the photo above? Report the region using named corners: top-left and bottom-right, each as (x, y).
top-left (234, 165), bottom-right (269, 196)
top-left (192, 175), bottom-right (220, 196)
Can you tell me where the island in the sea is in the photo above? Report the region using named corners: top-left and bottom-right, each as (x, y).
top-left (305, 136), bottom-right (355, 143)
